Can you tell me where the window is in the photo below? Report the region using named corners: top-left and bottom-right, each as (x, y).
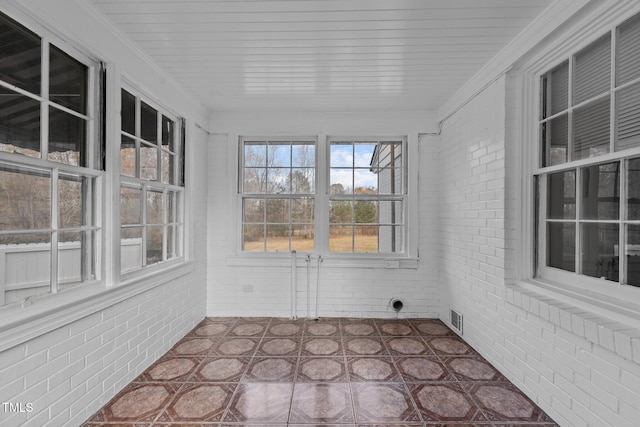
top-left (240, 138), bottom-right (316, 252)
top-left (0, 12), bottom-right (100, 306)
top-left (120, 89), bottom-right (184, 272)
top-left (329, 139), bottom-right (405, 253)
top-left (238, 136), bottom-right (407, 255)
top-left (536, 12), bottom-right (640, 288)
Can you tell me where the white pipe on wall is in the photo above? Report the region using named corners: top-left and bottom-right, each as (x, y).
top-left (290, 250), bottom-right (297, 319)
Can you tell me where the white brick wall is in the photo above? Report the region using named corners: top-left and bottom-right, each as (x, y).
top-left (206, 112), bottom-right (441, 319)
top-left (437, 74), bottom-right (640, 427)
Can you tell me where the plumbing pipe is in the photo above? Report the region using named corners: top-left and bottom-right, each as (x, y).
top-left (305, 254), bottom-right (311, 318)
top-left (313, 255), bottom-right (323, 319)
top-left (290, 250), bottom-right (297, 319)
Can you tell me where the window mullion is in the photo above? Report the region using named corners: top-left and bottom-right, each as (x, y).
top-left (575, 167), bottom-right (582, 274)
top-left (41, 40), bottom-right (50, 162)
top-left (620, 159), bottom-right (628, 285)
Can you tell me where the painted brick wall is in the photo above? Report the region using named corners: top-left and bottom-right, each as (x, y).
top-left (206, 112), bottom-right (441, 319)
top-left (437, 74), bottom-right (640, 427)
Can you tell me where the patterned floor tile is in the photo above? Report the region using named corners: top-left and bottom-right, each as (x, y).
top-left (442, 356), bottom-right (506, 382)
top-left (347, 357), bottom-right (402, 382)
top-left (157, 383), bottom-right (235, 422)
top-left (352, 383), bottom-right (421, 424)
top-left (409, 383), bottom-right (486, 423)
top-left (376, 320), bottom-right (417, 336)
top-left (305, 320), bottom-right (341, 337)
top-left (266, 319), bottom-right (304, 337)
top-left (467, 382), bottom-right (556, 423)
top-left (228, 322), bottom-right (266, 337)
top-left (302, 337), bottom-right (343, 356)
top-left (394, 356), bottom-right (452, 382)
top-left (88, 383), bottom-right (180, 423)
top-left (289, 383), bottom-right (355, 424)
top-left (167, 337), bottom-right (216, 357)
top-left (340, 319), bottom-right (378, 337)
top-left (256, 337), bottom-right (301, 356)
top-left (427, 336), bottom-right (477, 356)
top-left (343, 337), bottom-right (388, 356)
top-left (189, 321), bottom-right (233, 337)
top-left (213, 337), bottom-right (259, 356)
top-left (409, 319), bottom-right (455, 336)
top-left (224, 383), bottom-right (293, 423)
top-left (244, 357), bottom-right (297, 382)
top-left (385, 337), bottom-right (433, 356)
top-left (297, 357), bottom-right (347, 382)
top-left (191, 357), bottom-right (249, 382)
top-left (133, 356), bottom-right (199, 383)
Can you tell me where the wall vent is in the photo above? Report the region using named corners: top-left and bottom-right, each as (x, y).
top-left (450, 309), bottom-right (463, 335)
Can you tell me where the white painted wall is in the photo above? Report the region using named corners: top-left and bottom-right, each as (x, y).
top-left (206, 111), bottom-right (441, 319)
top-left (0, 1), bottom-right (209, 425)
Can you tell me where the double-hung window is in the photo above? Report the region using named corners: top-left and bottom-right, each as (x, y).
top-left (0, 12), bottom-right (101, 305)
top-left (329, 139), bottom-right (405, 253)
top-left (536, 12), bottom-right (640, 288)
top-left (120, 89), bottom-right (185, 273)
top-left (238, 136), bottom-right (407, 255)
top-left (240, 138), bottom-right (316, 252)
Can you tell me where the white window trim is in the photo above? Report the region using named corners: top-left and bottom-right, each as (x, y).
top-left (510, 1), bottom-right (640, 356)
top-left (231, 134), bottom-right (418, 265)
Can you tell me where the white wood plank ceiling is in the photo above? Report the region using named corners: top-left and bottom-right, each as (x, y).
top-left (88, 0), bottom-right (554, 112)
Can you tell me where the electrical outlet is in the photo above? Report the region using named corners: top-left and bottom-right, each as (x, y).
top-left (384, 260), bottom-right (400, 269)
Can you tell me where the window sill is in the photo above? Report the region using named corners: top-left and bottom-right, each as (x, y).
top-left (226, 254), bottom-right (419, 269)
top-left (0, 261), bottom-right (195, 353)
top-left (506, 279), bottom-right (640, 363)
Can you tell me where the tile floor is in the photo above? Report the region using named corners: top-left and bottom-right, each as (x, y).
top-left (83, 317), bottom-right (559, 426)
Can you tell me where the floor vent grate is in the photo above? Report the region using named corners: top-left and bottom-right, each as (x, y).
top-left (450, 309), bottom-right (463, 335)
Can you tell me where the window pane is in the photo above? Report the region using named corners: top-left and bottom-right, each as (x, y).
top-left (542, 61), bottom-right (569, 118)
top-left (120, 135), bottom-right (136, 177)
top-left (0, 165), bottom-right (50, 231)
top-left (354, 200), bottom-right (377, 224)
top-left (330, 169), bottom-right (352, 194)
top-left (120, 187), bottom-right (141, 225)
top-left (266, 198), bottom-right (289, 223)
top-left (269, 143), bottom-right (290, 167)
top-left (48, 107), bottom-right (87, 166)
top-left (0, 13), bottom-right (41, 94)
top-left (379, 225), bottom-right (403, 253)
top-left (291, 198), bottom-right (314, 223)
top-left (573, 97), bottom-right (610, 160)
top-left (354, 169), bottom-right (378, 193)
top-left (628, 158), bottom-right (640, 220)
top-left (329, 225), bottom-right (352, 252)
top-left (329, 200), bottom-right (352, 224)
top-left (146, 190), bottom-right (163, 225)
top-left (581, 223), bottom-right (619, 281)
top-left (547, 222), bottom-right (575, 272)
top-left (266, 224), bottom-right (289, 252)
top-left (49, 46), bottom-right (87, 114)
top-left (616, 81), bottom-right (640, 151)
top-left (354, 226), bottom-right (377, 252)
top-left (160, 150), bottom-right (173, 184)
top-left (574, 33), bottom-right (611, 105)
top-left (542, 114), bottom-right (568, 166)
top-left (58, 230), bottom-right (92, 285)
top-left (0, 88), bottom-right (41, 158)
top-left (266, 167), bottom-right (287, 194)
top-left (146, 225), bottom-right (163, 265)
top-left (627, 224), bottom-right (640, 287)
top-left (616, 13), bottom-right (640, 86)
top-left (243, 224), bottom-right (264, 251)
top-left (121, 226), bottom-right (142, 273)
top-left (245, 143), bottom-right (266, 167)
top-left (291, 225), bottom-right (313, 252)
top-left (243, 167), bottom-right (265, 193)
top-left (121, 89), bottom-right (136, 135)
top-left (292, 144), bottom-right (314, 167)
top-left (140, 102), bottom-right (157, 144)
top-left (162, 115), bottom-right (174, 151)
top-left (59, 174), bottom-right (88, 229)
top-left (1, 232), bottom-right (50, 305)
top-left (330, 143), bottom-right (352, 167)
top-left (547, 170), bottom-right (576, 219)
top-left (354, 143), bottom-right (376, 167)
top-left (291, 168), bottom-right (314, 193)
top-left (581, 162), bottom-right (620, 220)
top-left (379, 201), bottom-right (402, 225)
top-left (243, 198), bottom-right (264, 223)
top-left (140, 142), bottom-right (158, 181)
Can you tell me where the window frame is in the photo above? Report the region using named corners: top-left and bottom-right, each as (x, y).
top-left (0, 11), bottom-right (104, 306)
top-left (524, 7), bottom-right (640, 303)
top-left (118, 84), bottom-right (186, 276)
top-left (236, 135), bottom-right (411, 258)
